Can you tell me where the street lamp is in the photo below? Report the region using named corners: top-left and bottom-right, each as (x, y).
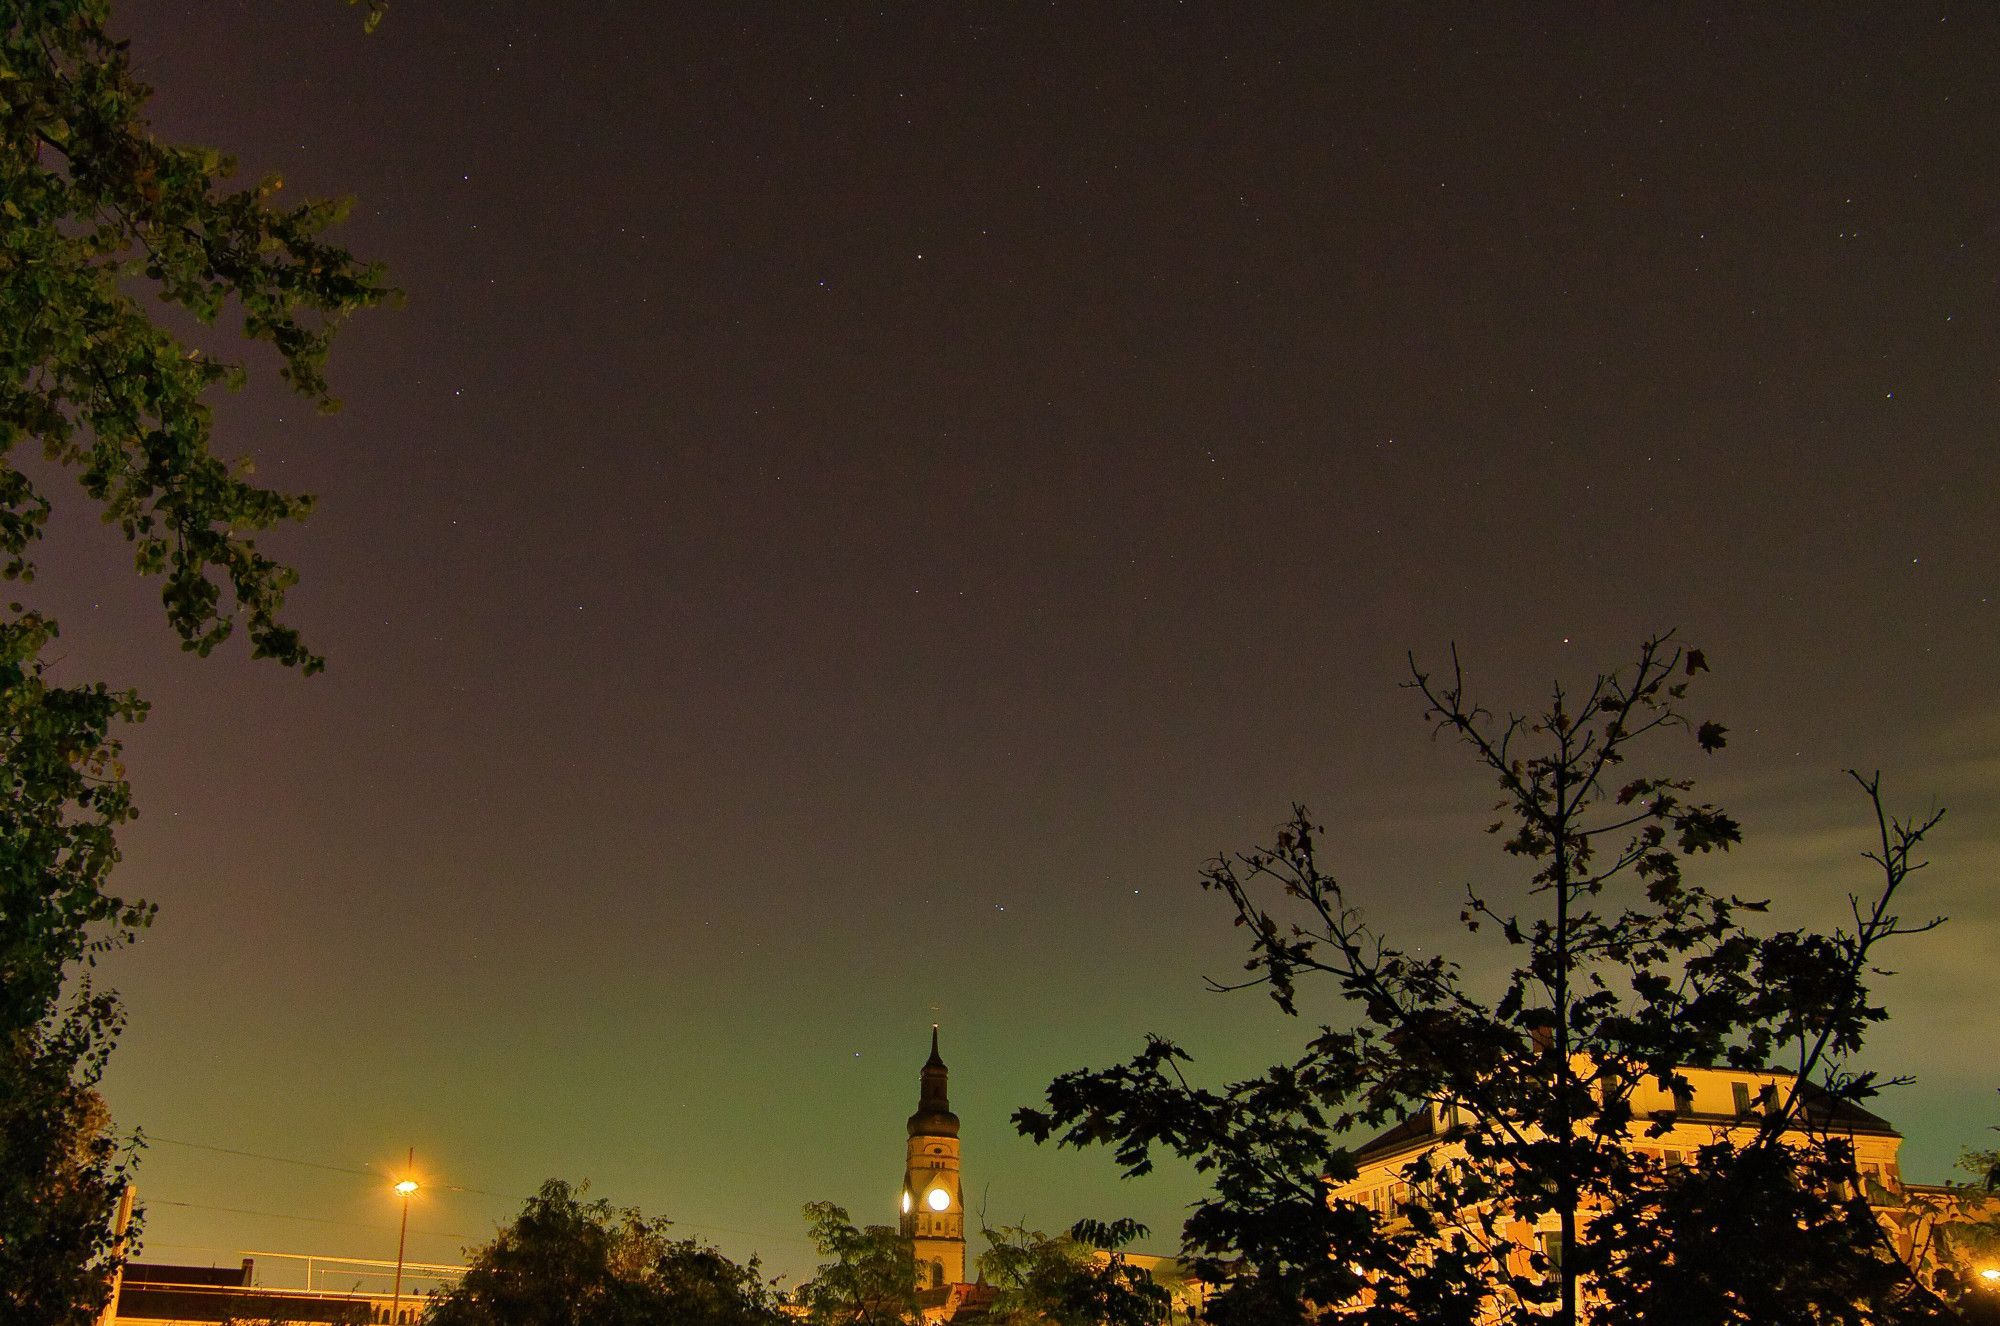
top-left (390, 1150), bottom-right (418, 1326)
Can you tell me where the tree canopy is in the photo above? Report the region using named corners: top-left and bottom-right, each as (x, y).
top-left (427, 1179), bottom-right (785, 1326)
top-left (1018, 637), bottom-right (1966, 1326)
top-left (3, 0), bottom-right (390, 668)
top-left (979, 1219), bottom-right (1171, 1326)
top-left (0, 610), bottom-right (146, 1324)
top-left (797, 1201), bottom-right (920, 1326)
top-left (1, 3), bottom-right (387, 1320)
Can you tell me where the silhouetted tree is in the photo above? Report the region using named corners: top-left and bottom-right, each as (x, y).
top-left (426, 1179), bottom-right (784, 1326)
top-left (797, 1201), bottom-right (919, 1326)
top-left (1018, 637), bottom-right (1961, 1326)
top-left (1, 3), bottom-right (388, 1320)
top-left (1909, 1114), bottom-right (2000, 1324)
top-left (980, 1219), bottom-right (1170, 1326)
top-left (1961, 1101), bottom-right (2000, 1192)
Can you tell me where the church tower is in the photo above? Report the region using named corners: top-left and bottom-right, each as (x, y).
top-left (899, 1026), bottom-right (965, 1288)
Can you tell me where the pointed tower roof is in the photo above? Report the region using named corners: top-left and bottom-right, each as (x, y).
top-left (908, 1024), bottom-right (959, 1138)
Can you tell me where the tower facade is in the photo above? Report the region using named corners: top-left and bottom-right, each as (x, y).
top-left (899, 1026), bottom-right (965, 1288)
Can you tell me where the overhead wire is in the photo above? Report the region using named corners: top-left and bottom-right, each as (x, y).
top-left (146, 1198), bottom-right (472, 1241)
top-left (148, 1137), bottom-right (378, 1178)
top-left (143, 1135), bottom-right (810, 1247)
top-left (147, 1135), bottom-right (507, 1197)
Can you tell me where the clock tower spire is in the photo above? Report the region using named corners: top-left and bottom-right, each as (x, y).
top-left (900, 1025), bottom-right (965, 1287)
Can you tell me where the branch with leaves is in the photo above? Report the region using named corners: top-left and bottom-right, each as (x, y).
top-left (4, 0), bottom-right (393, 668)
top-left (1018, 637), bottom-right (1962, 1326)
top-left (3, 6), bottom-right (387, 1322)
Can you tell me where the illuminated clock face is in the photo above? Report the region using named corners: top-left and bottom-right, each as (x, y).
top-left (926, 1187), bottom-right (951, 1212)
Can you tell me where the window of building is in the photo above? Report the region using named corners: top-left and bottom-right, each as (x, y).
top-left (1538, 1231), bottom-right (1562, 1273)
top-left (1732, 1082), bottom-right (1753, 1115)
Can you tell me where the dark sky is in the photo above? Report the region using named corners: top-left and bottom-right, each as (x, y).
top-left (35, 1), bottom-right (1999, 1286)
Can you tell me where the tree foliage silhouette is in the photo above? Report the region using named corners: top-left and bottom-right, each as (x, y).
top-left (1018, 637), bottom-right (1962, 1326)
top-left (428, 1179), bottom-right (785, 1326)
top-left (979, 1218), bottom-right (1171, 1326)
top-left (797, 1201), bottom-right (920, 1326)
top-left (1, 4), bottom-right (387, 1320)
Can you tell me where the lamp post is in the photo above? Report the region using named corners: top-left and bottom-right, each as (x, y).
top-left (390, 1149), bottom-right (418, 1326)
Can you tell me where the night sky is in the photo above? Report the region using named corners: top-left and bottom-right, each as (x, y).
top-left (33, 2), bottom-right (2000, 1287)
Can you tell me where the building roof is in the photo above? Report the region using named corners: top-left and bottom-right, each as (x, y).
top-left (909, 1024), bottom-right (960, 1138)
top-left (121, 1262), bottom-right (252, 1288)
top-left (1349, 1072), bottom-right (1900, 1170)
top-left (1352, 1112), bottom-right (1444, 1168)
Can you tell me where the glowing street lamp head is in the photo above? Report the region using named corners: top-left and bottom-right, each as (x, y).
top-left (1981, 1267), bottom-right (2000, 1283)
top-left (395, 1179), bottom-right (419, 1197)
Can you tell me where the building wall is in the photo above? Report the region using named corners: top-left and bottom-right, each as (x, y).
top-left (1326, 1064), bottom-right (1911, 1311)
top-left (110, 1283), bottom-right (414, 1326)
top-left (903, 1128), bottom-right (965, 1287)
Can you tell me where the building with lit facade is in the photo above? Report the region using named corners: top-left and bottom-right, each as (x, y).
top-left (1337, 1063), bottom-right (1902, 1236)
top-left (901, 1026), bottom-right (969, 1290)
top-left (104, 1255), bottom-right (448, 1325)
top-left (1325, 1062), bottom-right (2000, 1314)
